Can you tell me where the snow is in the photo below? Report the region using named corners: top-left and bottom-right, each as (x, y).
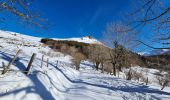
top-left (123, 66), bottom-right (170, 92)
top-left (0, 30), bottom-right (170, 100)
top-left (138, 49), bottom-right (170, 56)
top-left (138, 52), bottom-right (150, 56)
top-left (151, 49), bottom-right (170, 55)
top-left (53, 36), bottom-right (103, 44)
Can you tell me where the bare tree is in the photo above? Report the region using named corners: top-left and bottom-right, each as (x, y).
top-left (103, 22), bottom-right (137, 76)
top-left (72, 52), bottom-right (85, 70)
top-left (86, 44), bottom-right (109, 71)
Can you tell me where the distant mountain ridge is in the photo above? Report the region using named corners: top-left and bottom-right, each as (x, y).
top-left (139, 49), bottom-right (170, 56)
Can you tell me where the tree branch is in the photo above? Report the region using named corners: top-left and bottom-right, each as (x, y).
top-left (140, 7), bottom-right (170, 22)
top-left (135, 40), bottom-right (170, 49)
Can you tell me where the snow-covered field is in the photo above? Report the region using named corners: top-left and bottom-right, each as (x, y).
top-left (0, 30), bottom-right (170, 100)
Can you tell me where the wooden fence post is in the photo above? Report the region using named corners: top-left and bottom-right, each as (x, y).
top-left (1, 62), bottom-right (5, 74)
top-left (41, 55), bottom-right (44, 68)
top-left (25, 53), bottom-right (36, 75)
top-left (2, 49), bottom-right (21, 74)
top-left (56, 60), bottom-right (58, 66)
top-left (2, 62), bottom-right (5, 67)
top-left (47, 58), bottom-right (49, 67)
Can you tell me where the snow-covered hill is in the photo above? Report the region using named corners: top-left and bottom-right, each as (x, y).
top-left (139, 49), bottom-right (170, 56)
top-left (0, 30), bottom-right (170, 100)
top-left (53, 36), bottom-right (103, 44)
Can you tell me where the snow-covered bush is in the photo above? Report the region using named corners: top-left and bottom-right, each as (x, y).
top-left (132, 69), bottom-right (143, 82)
top-left (125, 69), bottom-right (132, 80)
top-left (156, 72), bottom-right (170, 90)
top-left (124, 67), bottom-right (149, 85)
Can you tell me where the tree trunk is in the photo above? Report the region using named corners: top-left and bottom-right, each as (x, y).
top-left (101, 63), bottom-right (104, 73)
top-left (113, 66), bottom-right (116, 76)
top-left (95, 62), bottom-right (99, 71)
top-left (76, 65), bottom-right (79, 70)
top-left (127, 69), bottom-right (132, 80)
top-left (111, 62), bottom-right (116, 76)
top-left (118, 66), bottom-right (122, 72)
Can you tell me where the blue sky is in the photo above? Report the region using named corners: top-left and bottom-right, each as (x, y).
top-left (37, 0), bottom-right (131, 38)
top-left (0, 0), bottom-right (162, 52)
top-left (0, 0), bottom-right (131, 38)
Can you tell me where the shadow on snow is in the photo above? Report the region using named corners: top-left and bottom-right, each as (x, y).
top-left (0, 51), bottom-right (55, 100)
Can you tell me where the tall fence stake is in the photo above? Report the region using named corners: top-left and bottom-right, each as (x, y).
top-left (2, 49), bottom-right (21, 74)
top-left (47, 58), bottom-right (49, 67)
top-left (41, 55), bottom-right (44, 68)
top-left (25, 53), bottom-right (36, 75)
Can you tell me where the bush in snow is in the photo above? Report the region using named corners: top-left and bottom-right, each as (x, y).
top-left (124, 68), bottom-right (149, 85)
top-left (72, 52), bottom-right (86, 70)
top-left (132, 69), bottom-right (143, 82)
top-left (156, 72), bottom-right (170, 90)
top-left (125, 69), bottom-right (132, 80)
top-left (141, 76), bottom-right (149, 85)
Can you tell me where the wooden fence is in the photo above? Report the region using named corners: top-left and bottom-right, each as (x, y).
top-left (0, 50), bottom-right (75, 75)
top-left (1, 50), bottom-right (37, 75)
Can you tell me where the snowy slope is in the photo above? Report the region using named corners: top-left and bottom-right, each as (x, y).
top-left (52, 36), bottom-right (103, 44)
top-left (0, 30), bottom-right (170, 100)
